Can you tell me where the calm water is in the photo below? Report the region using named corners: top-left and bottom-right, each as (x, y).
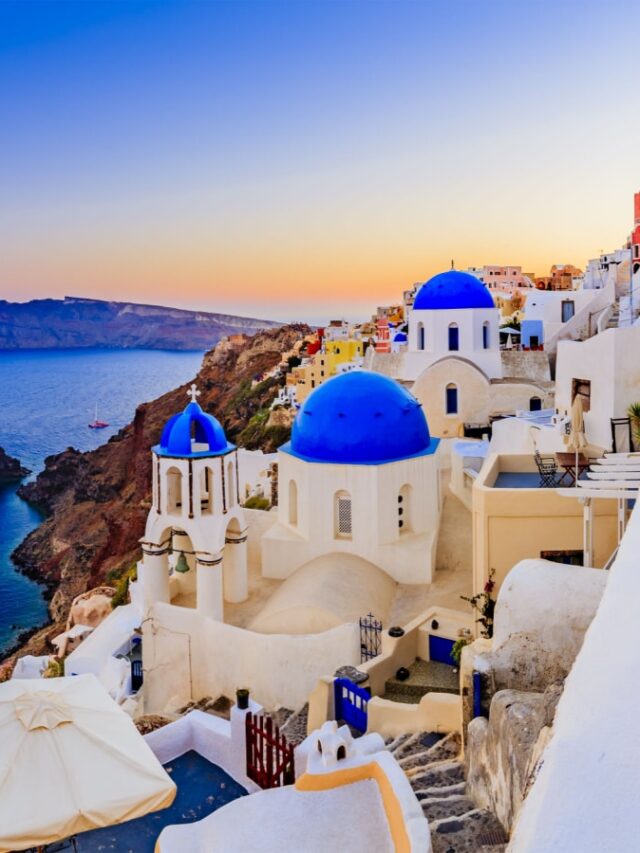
top-left (0, 348), bottom-right (204, 656)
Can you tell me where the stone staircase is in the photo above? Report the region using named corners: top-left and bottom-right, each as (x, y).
top-left (279, 702), bottom-right (309, 745)
top-left (606, 301), bottom-right (620, 330)
top-left (386, 731), bottom-right (508, 852)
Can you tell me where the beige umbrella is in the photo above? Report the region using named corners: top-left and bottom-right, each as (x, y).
top-left (0, 674), bottom-right (176, 852)
top-left (564, 394), bottom-right (588, 483)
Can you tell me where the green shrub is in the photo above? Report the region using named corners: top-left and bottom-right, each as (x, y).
top-left (111, 564), bottom-right (138, 609)
top-left (450, 637), bottom-right (470, 666)
top-left (243, 495), bottom-right (270, 510)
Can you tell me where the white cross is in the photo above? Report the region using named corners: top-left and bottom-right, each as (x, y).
top-left (187, 383), bottom-right (201, 404)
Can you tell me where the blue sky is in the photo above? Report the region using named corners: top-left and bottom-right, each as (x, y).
top-left (1, 0), bottom-right (639, 322)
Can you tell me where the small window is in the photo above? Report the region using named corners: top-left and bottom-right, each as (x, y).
top-left (529, 396), bottom-right (542, 412)
top-left (418, 322), bottom-right (425, 351)
top-left (335, 491), bottom-right (352, 539)
top-left (288, 479), bottom-right (298, 526)
top-left (448, 324), bottom-right (459, 351)
top-left (398, 484), bottom-right (411, 531)
top-left (446, 383), bottom-right (458, 415)
top-left (540, 549), bottom-right (584, 566)
top-left (482, 322), bottom-right (490, 350)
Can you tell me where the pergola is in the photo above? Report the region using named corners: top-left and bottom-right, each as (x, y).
top-left (557, 452), bottom-right (640, 567)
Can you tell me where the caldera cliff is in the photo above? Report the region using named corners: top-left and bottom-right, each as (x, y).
top-left (6, 324), bottom-right (308, 663)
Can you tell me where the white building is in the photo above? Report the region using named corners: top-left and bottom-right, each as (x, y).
top-left (555, 325), bottom-right (640, 452)
top-left (261, 370), bottom-right (442, 585)
top-left (467, 265), bottom-right (535, 294)
top-left (520, 288), bottom-right (599, 349)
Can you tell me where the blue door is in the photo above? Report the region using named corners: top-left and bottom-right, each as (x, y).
top-left (429, 635), bottom-right (456, 666)
top-left (334, 678), bottom-right (369, 733)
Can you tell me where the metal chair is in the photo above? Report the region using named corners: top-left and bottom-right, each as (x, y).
top-left (534, 449), bottom-right (559, 487)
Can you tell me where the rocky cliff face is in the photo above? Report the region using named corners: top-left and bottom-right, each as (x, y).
top-left (10, 324), bottom-right (308, 645)
top-left (0, 296), bottom-right (281, 351)
top-left (0, 447), bottom-right (30, 482)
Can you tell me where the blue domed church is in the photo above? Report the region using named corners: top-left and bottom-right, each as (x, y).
top-left (261, 370), bottom-right (442, 585)
top-left (362, 270), bottom-right (550, 439)
top-left (408, 270), bottom-right (501, 380)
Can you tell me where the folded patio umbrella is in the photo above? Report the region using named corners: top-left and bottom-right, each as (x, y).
top-left (564, 394), bottom-right (588, 480)
top-left (0, 673), bottom-right (176, 852)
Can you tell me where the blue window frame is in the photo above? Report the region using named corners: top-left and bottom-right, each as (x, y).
top-left (482, 323), bottom-right (489, 349)
top-left (418, 323), bottom-right (425, 350)
top-left (446, 384), bottom-right (458, 414)
top-left (448, 325), bottom-right (459, 351)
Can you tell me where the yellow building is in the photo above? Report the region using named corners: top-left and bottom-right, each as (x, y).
top-left (289, 339), bottom-right (364, 402)
top-left (472, 453), bottom-right (617, 597)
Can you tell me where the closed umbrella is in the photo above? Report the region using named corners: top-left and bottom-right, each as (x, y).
top-left (564, 394), bottom-right (588, 484)
top-left (0, 674), bottom-right (176, 852)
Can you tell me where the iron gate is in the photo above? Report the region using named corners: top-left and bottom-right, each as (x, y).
top-left (334, 677), bottom-right (370, 733)
top-left (359, 612), bottom-right (382, 662)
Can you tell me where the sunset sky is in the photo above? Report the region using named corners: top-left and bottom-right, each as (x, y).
top-left (1, 0), bottom-right (640, 323)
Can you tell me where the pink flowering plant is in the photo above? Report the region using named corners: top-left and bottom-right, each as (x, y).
top-left (460, 569), bottom-right (496, 639)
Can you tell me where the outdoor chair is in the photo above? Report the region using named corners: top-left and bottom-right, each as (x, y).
top-left (534, 449), bottom-right (559, 487)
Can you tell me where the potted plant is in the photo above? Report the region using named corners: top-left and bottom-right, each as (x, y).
top-left (236, 688), bottom-right (250, 710)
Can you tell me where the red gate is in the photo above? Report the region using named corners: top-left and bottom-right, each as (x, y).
top-left (245, 712), bottom-right (295, 788)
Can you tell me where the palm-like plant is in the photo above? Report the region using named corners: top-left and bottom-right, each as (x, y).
top-left (627, 403), bottom-right (640, 448)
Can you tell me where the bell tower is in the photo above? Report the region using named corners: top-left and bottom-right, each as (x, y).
top-left (139, 384), bottom-right (248, 621)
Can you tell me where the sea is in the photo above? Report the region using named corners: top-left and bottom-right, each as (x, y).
top-left (0, 348), bottom-right (204, 657)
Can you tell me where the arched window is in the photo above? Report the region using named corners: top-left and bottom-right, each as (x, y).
top-left (482, 322), bottom-right (490, 350)
top-left (334, 490), bottom-right (352, 539)
top-left (166, 467), bottom-right (183, 515)
top-left (417, 322), bottom-right (425, 351)
top-left (446, 383), bottom-right (458, 415)
top-left (398, 484), bottom-right (411, 533)
top-left (227, 460), bottom-right (235, 508)
top-left (288, 479), bottom-right (298, 526)
top-left (529, 396), bottom-right (542, 412)
top-left (448, 323), bottom-right (459, 351)
top-left (200, 466), bottom-right (214, 515)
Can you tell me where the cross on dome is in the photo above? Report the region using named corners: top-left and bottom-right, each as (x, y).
top-left (187, 383), bottom-right (201, 404)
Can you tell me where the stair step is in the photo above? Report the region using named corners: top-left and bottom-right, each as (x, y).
top-left (407, 759), bottom-right (465, 790)
top-left (420, 794), bottom-right (476, 821)
top-left (280, 703), bottom-right (308, 745)
top-left (414, 781), bottom-right (467, 800)
top-left (430, 808), bottom-right (508, 853)
top-left (384, 659), bottom-right (460, 701)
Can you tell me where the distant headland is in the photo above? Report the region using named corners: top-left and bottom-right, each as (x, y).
top-left (0, 296), bottom-right (281, 351)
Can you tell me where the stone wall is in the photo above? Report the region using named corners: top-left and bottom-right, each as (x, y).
top-left (466, 685), bottom-right (561, 833)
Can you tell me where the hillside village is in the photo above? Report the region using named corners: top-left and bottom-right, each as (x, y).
top-left (2, 191), bottom-right (640, 852)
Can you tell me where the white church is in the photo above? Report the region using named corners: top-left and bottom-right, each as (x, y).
top-left (366, 269), bottom-right (553, 439)
top-left (129, 370), bottom-right (445, 711)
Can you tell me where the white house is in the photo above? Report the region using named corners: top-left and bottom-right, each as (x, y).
top-left (555, 325), bottom-right (640, 452)
top-left (520, 288), bottom-right (599, 349)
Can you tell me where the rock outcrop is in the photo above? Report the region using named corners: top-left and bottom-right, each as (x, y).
top-left (0, 447), bottom-right (30, 482)
top-left (6, 324), bottom-right (308, 661)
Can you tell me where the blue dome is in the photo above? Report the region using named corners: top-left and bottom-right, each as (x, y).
top-left (155, 401), bottom-right (235, 458)
top-left (281, 370), bottom-right (437, 465)
top-left (414, 270), bottom-right (494, 310)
